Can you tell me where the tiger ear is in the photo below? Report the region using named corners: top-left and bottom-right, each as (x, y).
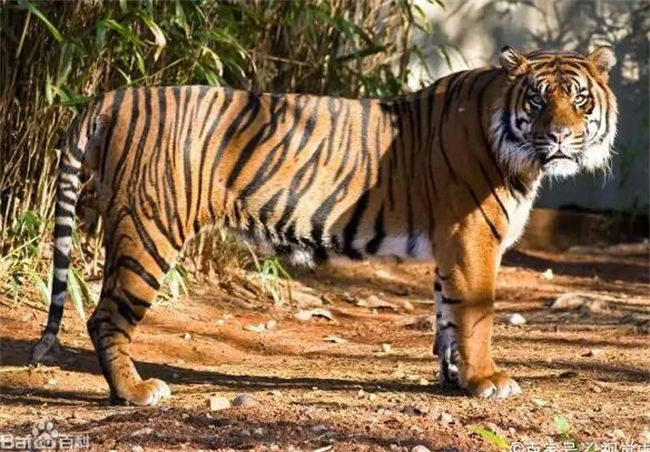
top-left (587, 46), bottom-right (616, 79)
top-left (499, 46), bottom-right (528, 78)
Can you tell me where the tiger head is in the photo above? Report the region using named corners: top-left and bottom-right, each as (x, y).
top-left (493, 46), bottom-right (618, 178)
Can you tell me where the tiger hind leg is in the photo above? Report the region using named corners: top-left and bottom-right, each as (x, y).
top-left (88, 218), bottom-right (178, 405)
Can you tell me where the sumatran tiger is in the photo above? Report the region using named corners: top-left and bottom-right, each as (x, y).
top-left (32, 46), bottom-right (617, 405)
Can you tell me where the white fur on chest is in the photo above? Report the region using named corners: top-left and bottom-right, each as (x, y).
top-left (501, 196), bottom-right (534, 252)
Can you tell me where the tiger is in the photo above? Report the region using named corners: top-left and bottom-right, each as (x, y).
top-left (32, 46), bottom-right (617, 405)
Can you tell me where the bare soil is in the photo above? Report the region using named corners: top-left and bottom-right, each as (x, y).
top-left (1, 247), bottom-right (649, 451)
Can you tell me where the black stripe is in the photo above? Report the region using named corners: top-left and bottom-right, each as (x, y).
top-left (124, 289), bottom-right (152, 307)
top-left (441, 296), bottom-right (462, 305)
top-left (464, 182), bottom-right (502, 241)
top-left (438, 322), bottom-right (457, 331)
top-left (477, 159), bottom-right (509, 222)
top-left (227, 95), bottom-right (284, 188)
top-left (342, 192), bottom-right (369, 259)
top-left (181, 87), bottom-right (197, 229)
top-left (117, 256), bottom-right (161, 291)
top-left (365, 205), bottom-right (385, 255)
top-left (130, 203), bottom-right (171, 274)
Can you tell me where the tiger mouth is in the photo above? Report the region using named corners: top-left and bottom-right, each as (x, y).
top-left (540, 152), bottom-right (575, 166)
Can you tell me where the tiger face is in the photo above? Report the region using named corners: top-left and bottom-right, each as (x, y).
top-left (494, 47), bottom-right (618, 178)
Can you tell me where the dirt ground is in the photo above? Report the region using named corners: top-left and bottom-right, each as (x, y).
top-left (1, 245), bottom-right (649, 451)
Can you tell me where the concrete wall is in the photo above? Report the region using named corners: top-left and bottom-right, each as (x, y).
top-left (409, 0), bottom-right (649, 212)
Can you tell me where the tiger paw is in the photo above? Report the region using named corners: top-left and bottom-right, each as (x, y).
top-left (466, 372), bottom-right (522, 399)
top-left (111, 378), bottom-right (171, 406)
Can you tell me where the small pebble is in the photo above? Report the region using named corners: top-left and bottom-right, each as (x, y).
top-left (550, 293), bottom-right (589, 311)
top-left (583, 348), bottom-right (604, 357)
top-left (265, 319), bottom-right (278, 331)
top-left (310, 424), bottom-right (329, 434)
top-left (437, 412), bottom-right (453, 424)
top-left (508, 313), bottom-right (527, 326)
top-left (131, 446), bottom-right (144, 452)
top-left (411, 446), bottom-right (432, 452)
top-left (182, 332), bottom-right (191, 340)
top-left (215, 319), bottom-right (225, 326)
top-left (244, 323), bottom-right (266, 333)
top-left (609, 429), bottom-right (626, 440)
top-left (231, 393), bottom-right (260, 408)
top-left (381, 343), bottom-right (392, 353)
top-left (532, 398), bottom-right (547, 407)
top-left (208, 395), bottom-right (231, 411)
top-left (418, 378), bottom-right (429, 386)
top-left (558, 371), bottom-right (578, 379)
top-left (541, 268), bottom-right (554, 280)
top-left (131, 427), bottom-right (153, 437)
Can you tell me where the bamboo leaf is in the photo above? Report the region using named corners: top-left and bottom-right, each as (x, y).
top-left (67, 267), bottom-right (85, 322)
top-left (71, 266), bottom-right (97, 307)
top-left (103, 19), bottom-right (145, 47)
top-left (96, 19), bottom-right (106, 50)
top-left (27, 269), bottom-right (50, 307)
top-left (139, 12), bottom-right (167, 61)
top-left (45, 73), bottom-right (54, 105)
top-left (20, 0), bottom-right (63, 42)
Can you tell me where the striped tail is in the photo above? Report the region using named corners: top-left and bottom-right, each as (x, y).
top-left (31, 122), bottom-right (88, 363)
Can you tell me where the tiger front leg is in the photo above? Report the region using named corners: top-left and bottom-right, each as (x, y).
top-left (433, 242), bottom-right (521, 398)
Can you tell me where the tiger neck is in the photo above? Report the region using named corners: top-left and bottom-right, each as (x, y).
top-left (481, 70), bottom-right (544, 202)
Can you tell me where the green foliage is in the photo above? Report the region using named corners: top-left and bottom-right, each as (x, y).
top-left (468, 426), bottom-right (510, 450)
top-left (553, 413), bottom-right (571, 439)
top-left (160, 262), bottom-right (190, 303)
top-left (244, 242), bottom-right (293, 304)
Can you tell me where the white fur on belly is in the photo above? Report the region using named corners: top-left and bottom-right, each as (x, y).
top-left (353, 233), bottom-right (433, 260)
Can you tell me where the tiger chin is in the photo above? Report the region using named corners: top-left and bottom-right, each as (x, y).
top-left (32, 46), bottom-right (617, 405)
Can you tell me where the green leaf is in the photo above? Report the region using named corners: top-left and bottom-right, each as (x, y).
top-left (27, 269), bottom-right (50, 307)
top-left (134, 50), bottom-right (147, 76)
top-left (45, 73), bottom-right (54, 105)
top-left (139, 13), bottom-right (167, 48)
top-left (20, 0), bottom-right (63, 42)
top-left (468, 426), bottom-right (510, 450)
top-left (96, 19), bottom-right (106, 50)
top-left (56, 42), bottom-right (75, 87)
top-left (553, 413), bottom-right (571, 438)
top-left (67, 267), bottom-right (86, 322)
top-left (103, 19), bottom-right (145, 47)
top-left (71, 266), bottom-right (97, 307)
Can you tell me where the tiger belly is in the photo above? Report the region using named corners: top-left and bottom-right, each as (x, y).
top-left (234, 225), bottom-right (434, 267)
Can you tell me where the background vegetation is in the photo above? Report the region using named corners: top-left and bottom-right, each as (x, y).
top-left (0, 0), bottom-right (440, 313)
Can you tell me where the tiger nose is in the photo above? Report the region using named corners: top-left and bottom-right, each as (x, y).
top-left (548, 127), bottom-right (571, 144)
